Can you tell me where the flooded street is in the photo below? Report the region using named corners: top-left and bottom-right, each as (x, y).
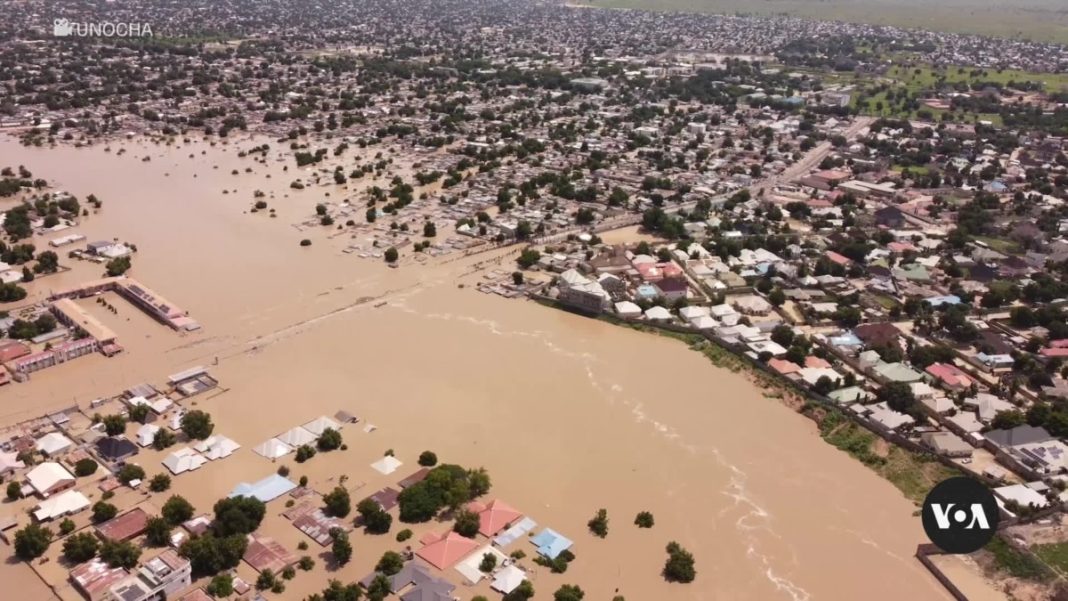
top-left (0, 136), bottom-right (951, 600)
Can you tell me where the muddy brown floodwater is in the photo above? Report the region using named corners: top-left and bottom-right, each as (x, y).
top-left (0, 135), bottom-right (953, 600)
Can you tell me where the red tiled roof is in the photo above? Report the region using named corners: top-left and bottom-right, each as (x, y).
top-left (416, 532), bottom-right (479, 570)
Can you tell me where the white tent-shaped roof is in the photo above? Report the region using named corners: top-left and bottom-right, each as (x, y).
top-left (194, 435), bottom-right (241, 460)
top-left (644, 306), bottom-right (672, 321)
top-left (277, 426), bottom-right (317, 447)
top-left (614, 301), bottom-right (641, 318)
top-left (33, 490), bottom-right (90, 521)
top-left (690, 315), bottom-right (719, 330)
top-left (136, 424), bottom-right (160, 447)
top-left (253, 438), bottom-right (293, 459)
top-left (370, 455), bottom-right (403, 475)
top-left (35, 432), bottom-right (74, 456)
top-left (301, 416), bottom-right (341, 436)
top-left (162, 448), bottom-right (207, 474)
top-left (491, 565), bottom-right (526, 594)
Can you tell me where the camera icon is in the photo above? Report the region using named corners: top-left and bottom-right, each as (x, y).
top-left (53, 18), bottom-right (73, 37)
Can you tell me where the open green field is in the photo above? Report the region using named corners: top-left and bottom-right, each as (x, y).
top-left (885, 64), bottom-right (1068, 94)
top-left (580, 0), bottom-right (1068, 44)
top-left (1034, 541), bottom-right (1068, 577)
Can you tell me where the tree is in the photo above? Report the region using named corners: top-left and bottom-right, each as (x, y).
top-left (453, 509), bottom-right (480, 538)
top-left (366, 574), bottom-right (391, 601)
top-left (635, 511), bottom-right (655, 528)
top-left (357, 498), bottom-right (393, 534)
top-left (768, 288), bottom-right (786, 307)
top-left (468, 467), bottom-right (491, 498)
top-left (6, 480), bottom-right (21, 500)
top-left (376, 550), bottom-right (405, 576)
top-left (256, 568), bottom-right (277, 591)
top-left (180, 534), bottom-right (247, 575)
top-left (117, 464), bottom-right (145, 484)
top-left (770, 324), bottom-right (794, 347)
top-left (152, 428), bottom-right (176, 450)
top-left (35, 250), bottom-right (59, 273)
top-left (59, 518), bottom-right (75, 535)
top-left (295, 444), bottom-right (317, 462)
top-left (587, 508), bottom-right (608, 538)
top-left (331, 528), bottom-right (352, 565)
top-left (877, 381), bottom-right (918, 415)
top-left (63, 532), bottom-right (99, 563)
top-left (162, 495), bottom-right (195, 525)
top-left (92, 501), bottom-right (118, 523)
top-left (812, 375), bottom-right (837, 396)
top-left (663, 541), bottom-right (697, 583)
top-left (102, 414), bottom-right (126, 436)
top-left (14, 524), bottom-right (52, 561)
top-left (479, 552), bottom-right (497, 573)
top-left (105, 256), bottom-right (132, 277)
top-left (128, 404), bottom-right (150, 424)
top-left (992, 409), bottom-right (1026, 430)
top-left (384, 247), bottom-right (399, 263)
top-left (323, 486), bottom-right (351, 518)
top-left (503, 580), bottom-right (535, 601)
top-left (418, 451), bottom-right (438, 467)
top-left (317, 428), bottom-right (343, 451)
top-left (554, 585), bottom-right (585, 601)
top-left (423, 222), bottom-right (437, 237)
top-left (213, 496), bottom-right (266, 536)
top-left (100, 539), bottom-right (141, 569)
top-left (319, 579), bottom-right (363, 601)
top-left (517, 249), bottom-right (541, 269)
top-left (207, 574), bottom-right (234, 598)
top-left (512, 271), bottom-right (524, 286)
top-left (181, 410), bottom-right (214, 440)
top-left (149, 473), bottom-right (171, 492)
top-left (74, 458), bottom-right (98, 477)
top-left (145, 517), bottom-right (173, 547)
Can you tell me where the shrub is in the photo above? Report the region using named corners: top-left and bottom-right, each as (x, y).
top-left (74, 458), bottom-right (99, 477)
top-left (634, 511), bottom-right (654, 528)
top-left (149, 473), bottom-right (171, 492)
top-left (587, 508), bottom-right (608, 538)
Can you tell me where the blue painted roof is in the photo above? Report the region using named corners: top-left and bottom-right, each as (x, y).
top-left (635, 284), bottom-right (659, 298)
top-left (925, 295), bottom-right (961, 307)
top-left (829, 332), bottom-right (862, 347)
top-left (229, 474), bottom-right (297, 503)
top-left (531, 528), bottom-right (573, 559)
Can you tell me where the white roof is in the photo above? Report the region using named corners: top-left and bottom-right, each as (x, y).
top-left (679, 306), bottom-right (710, 320)
top-left (26, 462), bottom-right (75, 496)
top-left (33, 490), bottom-right (90, 521)
top-left (370, 455), bottom-right (403, 475)
top-left (35, 432), bottom-right (74, 455)
top-left (491, 565), bottom-right (527, 594)
top-left (301, 416), bottom-right (341, 436)
top-left (136, 424), bottom-right (161, 447)
top-left (162, 448), bottom-right (207, 475)
top-left (277, 426), bottom-right (317, 447)
top-left (253, 438), bottom-right (293, 459)
top-left (644, 306), bottom-right (672, 320)
top-left (614, 301), bottom-right (641, 317)
top-left (994, 484), bottom-right (1049, 510)
top-left (690, 315), bottom-right (719, 330)
top-left (456, 545), bottom-right (508, 584)
top-left (194, 435), bottom-right (240, 460)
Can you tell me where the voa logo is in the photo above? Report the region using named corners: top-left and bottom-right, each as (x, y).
top-left (929, 502), bottom-right (991, 530)
top-left (922, 477), bottom-right (999, 553)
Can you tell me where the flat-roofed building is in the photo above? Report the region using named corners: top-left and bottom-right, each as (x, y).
top-left (51, 297), bottom-right (117, 344)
